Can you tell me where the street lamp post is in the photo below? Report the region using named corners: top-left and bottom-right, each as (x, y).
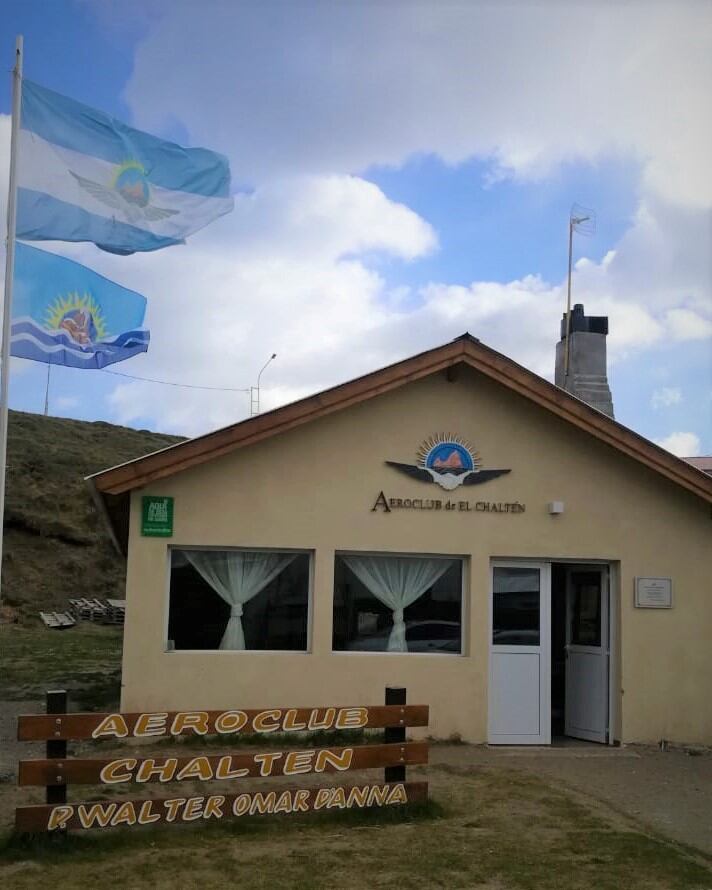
top-left (251, 353), bottom-right (277, 416)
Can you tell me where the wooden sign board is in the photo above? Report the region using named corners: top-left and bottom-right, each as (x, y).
top-left (634, 577), bottom-right (673, 609)
top-left (18, 741), bottom-right (428, 787)
top-left (15, 692), bottom-right (429, 834)
top-left (18, 704), bottom-right (429, 741)
top-left (16, 781), bottom-right (428, 833)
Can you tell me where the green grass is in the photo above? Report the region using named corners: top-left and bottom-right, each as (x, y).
top-left (2, 409), bottom-right (180, 619)
top-left (0, 766), bottom-right (709, 889)
top-left (0, 623), bottom-right (122, 707)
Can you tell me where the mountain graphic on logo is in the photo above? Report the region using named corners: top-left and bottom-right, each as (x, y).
top-left (432, 450), bottom-right (465, 469)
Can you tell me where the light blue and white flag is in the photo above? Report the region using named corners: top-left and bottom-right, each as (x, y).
top-left (11, 242), bottom-right (150, 369)
top-left (17, 80), bottom-right (233, 255)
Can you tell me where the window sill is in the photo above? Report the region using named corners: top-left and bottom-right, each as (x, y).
top-left (330, 650), bottom-right (465, 657)
top-left (164, 648), bottom-right (310, 655)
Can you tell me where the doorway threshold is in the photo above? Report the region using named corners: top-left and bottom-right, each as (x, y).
top-left (552, 736), bottom-right (604, 748)
top-left (486, 741), bottom-right (638, 758)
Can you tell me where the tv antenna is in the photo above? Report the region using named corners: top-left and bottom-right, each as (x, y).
top-left (564, 203), bottom-right (596, 378)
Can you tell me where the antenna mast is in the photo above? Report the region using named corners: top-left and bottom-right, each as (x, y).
top-left (564, 203), bottom-right (596, 379)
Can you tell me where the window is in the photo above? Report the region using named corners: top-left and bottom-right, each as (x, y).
top-left (570, 572), bottom-right (602, 647)
top-left (332, 553), bottom-right (463, 654)
top-left (492, 566), bottom-right (540, 646)
top-left (168, 549), bottom-right (310, 651)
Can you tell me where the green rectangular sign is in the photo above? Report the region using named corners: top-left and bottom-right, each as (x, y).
top-left (141, 496), bottom-right (173, 537)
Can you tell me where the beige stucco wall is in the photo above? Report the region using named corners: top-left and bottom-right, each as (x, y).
top-left (121, 366), bottom-right (712, 744)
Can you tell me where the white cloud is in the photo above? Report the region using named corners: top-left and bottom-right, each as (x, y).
top-left (100, 178), bottom-right (709, 437)
top-left (95, 195), bottom-right (702, 438)
top-left (655, 431), bottom-right (701, 457)
top-left (665, 308), bottom-right (712, 341)
top-left (121, 2), bottom-right (712, 207)
top-left (93, 174), bottom-right (437, 434)
top-left (572, 197), bottom-right (712, 317)
top-left (84, 1), bottom-right (708, 439)
top-left (3, 154), bottom-right (705, 438)
top-left (2, 7), bottom-right (710, 443)
top-left (651, 387), bottom-right (682, 410)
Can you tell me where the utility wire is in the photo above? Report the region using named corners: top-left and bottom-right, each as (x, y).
top-left (100, 368), bottom-right (250, 393)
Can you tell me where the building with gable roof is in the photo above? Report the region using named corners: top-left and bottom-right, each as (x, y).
top-left (89, 324), bottom-right (712, 745)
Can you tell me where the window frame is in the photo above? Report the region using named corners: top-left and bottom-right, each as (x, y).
top-left (332, 549), bottom-right (468, 657)
top-left (164, 545), bottom-right (314, 655)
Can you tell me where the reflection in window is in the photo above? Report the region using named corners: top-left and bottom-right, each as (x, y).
top-left (168, 549), bottom-right (310, 651)
top-left (570, 573), bottom-right (601, 646)
top-left (492, 567), bottom-right (540, 646)
top-left (332, 554), bottom-right (463, 654)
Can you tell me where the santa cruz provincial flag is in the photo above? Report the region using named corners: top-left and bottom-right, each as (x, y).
top-left (11, 243), bottom-right (150, 369)
top-left (17, 80), bottom-right (233, 255)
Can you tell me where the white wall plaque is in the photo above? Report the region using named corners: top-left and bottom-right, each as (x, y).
top-left (635, 577), bottom-right (673, 609)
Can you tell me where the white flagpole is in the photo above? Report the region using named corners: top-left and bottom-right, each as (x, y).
top-left (44, 362), bottom-right (51, 415)
top-left (0, 35), bottom-right (24, 605)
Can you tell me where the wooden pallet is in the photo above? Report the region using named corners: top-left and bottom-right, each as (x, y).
top-left (105, 599), bottom-right (126, 610)
top-left (68, 598), bottom-right (107, 621)
top-left (39, 611), bottom-right (76, 630)
top-left (68, 597), bottom-right (125, 624)
top-left (103, 599), bottom-right (126, 625)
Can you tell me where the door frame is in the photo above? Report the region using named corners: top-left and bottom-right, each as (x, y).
top-left (488, 557), bottom-right (618, 746)
top-left (488, 560), bottom-right (551, 745)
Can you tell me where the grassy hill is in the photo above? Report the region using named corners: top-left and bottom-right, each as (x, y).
top-left (2, 409), bottom-right (181, 620)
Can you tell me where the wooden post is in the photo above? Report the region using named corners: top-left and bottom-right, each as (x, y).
top-left (384, 686), bottom-right (406, 783)
top-left (45, 690), bottom-right (67, 806)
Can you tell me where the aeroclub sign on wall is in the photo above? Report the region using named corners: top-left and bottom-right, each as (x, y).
top-left (373, 434), bottom-right (524, 515)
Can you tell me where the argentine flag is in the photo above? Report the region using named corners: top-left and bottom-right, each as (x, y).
top-left (17, 80), bottom-right (233, 255)
top-left (11, 242), bottom-right (149, 369)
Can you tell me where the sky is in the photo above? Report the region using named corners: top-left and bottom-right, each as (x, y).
top-left (0, 0), bottom-right (710, 456)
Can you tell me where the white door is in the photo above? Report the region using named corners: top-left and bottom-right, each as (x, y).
top-left (565, 567), bottom-right (609, 743)
top-left (489, 562), bottom-right (550, 745)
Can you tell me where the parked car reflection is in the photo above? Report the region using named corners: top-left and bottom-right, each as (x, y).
top-left (346, 620), bottom-right (461, 653)
top-left (492, 629), bottom-right (540, 646)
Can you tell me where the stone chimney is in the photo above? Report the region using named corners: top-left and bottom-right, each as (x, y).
top-left (555, 303), bottom-right (614, 417)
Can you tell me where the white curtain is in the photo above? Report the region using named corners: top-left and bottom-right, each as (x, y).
top-left (342, 555), bottom-right (453, 652)
top-left (185, 550), bottom-right (296, 650)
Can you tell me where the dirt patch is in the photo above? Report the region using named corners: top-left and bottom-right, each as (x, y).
top-left (431, 743), bottom-right (712, 857)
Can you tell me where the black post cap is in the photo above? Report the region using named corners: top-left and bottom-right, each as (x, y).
top-left (561, 303), bottom-right (608, 338)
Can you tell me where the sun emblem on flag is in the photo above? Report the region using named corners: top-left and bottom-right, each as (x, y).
top-left (386, 433), bottom-right (511, 491)
top-left (69, 159), bottom-right (179, 224)
top-left (45, 292), bottom-right (108, 346)
top-left (112, 160), bottom-right (151, 208)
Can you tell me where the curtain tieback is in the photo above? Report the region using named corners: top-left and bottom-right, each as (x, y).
top-left (393, 608), bottom-right (404, 624)
top-left (230, 604), bottom-right (244, 617)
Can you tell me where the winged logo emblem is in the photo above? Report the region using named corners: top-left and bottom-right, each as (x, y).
top-left (70, 167), bottom-right (179, 226)
top-left (387, 433), bottom-right (510, 491)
